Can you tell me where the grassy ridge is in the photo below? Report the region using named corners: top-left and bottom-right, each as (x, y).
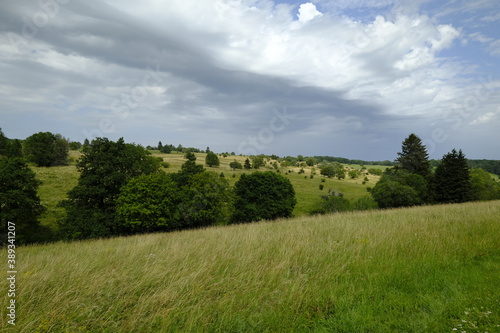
top-left (33, 151), bottom-right (379, 229)
top-left (2, 201), bottom-right (499, 332)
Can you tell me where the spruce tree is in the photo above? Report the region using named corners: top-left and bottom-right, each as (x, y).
top-left (244, 158), bottom-right (252, 170)
top-left (433, 149), bottom-right (471, 203)
top-left (396, 134), bottom-right (431, 179)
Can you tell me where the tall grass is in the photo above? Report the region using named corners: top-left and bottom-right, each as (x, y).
top-left (1, 201), bottom-right (499, 332)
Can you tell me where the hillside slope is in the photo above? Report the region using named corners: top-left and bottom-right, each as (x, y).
top-left (1, 201), bottom-right (499, 332)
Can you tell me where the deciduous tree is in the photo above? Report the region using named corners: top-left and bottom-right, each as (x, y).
top-left (232, 171), bottom-right (296, 223)
top-left (59, 138), bottom-right (160, 239)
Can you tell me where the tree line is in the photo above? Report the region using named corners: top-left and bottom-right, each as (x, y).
top-left (0, 133), bottom-right (297, 243)
top-left (1, 129), bottom-right (499, 244)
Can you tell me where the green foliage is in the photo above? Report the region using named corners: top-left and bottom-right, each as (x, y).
top-left (396, 133), bottom-right (431, 178)
top-left (232, 171), bottom-right (296, 223)
top-left (205, 151), bottom-right (220, 167)
top-left (311, 194), bottom-right (351, 215)
top-left (352, 195), bottom-right (378, 211)
top-left (467, 159), bottom-right (500, 176)
top-left (305, 157), bottom-right (315, 166)
top-left (229, 160), bottom-right (243, 170)
top-left (116, 173), bottom-right (181, 233)
top-left (0, 157), bottom-right (45, 244)
top-left (348, 170), bottom-right (359, 179)
top-left (178, 172), bottom-right (234, 228)
top-left (59, 138), bottom-right (161, 240)
top-left (335, 166), bottom-right (346, 179)
top-left (320, 164), bottom-right (335, 178)
top-left (469, 168), bottom-right (500, 201)
top-left (69, 141), bottom-right (82, 150)
top-left (368, 168), bottom-right (383, 176)
top-left (23, 132), bottom-right (69, 167)
top-left (433, 149), bottom-right (471, 203)
top-left (0, 128), bottom-right (8, 156)
top-left (252, 155), bottom-right (265, 169)
top-left (371, 180), bottom-right (422, 209)
top-left (244, 158), bottom-right (252, 169)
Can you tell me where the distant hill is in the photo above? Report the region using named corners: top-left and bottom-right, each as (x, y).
top-left (313, 156), bottom-right (396, 166)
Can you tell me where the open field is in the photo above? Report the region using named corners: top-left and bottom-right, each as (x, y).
top-left (33, 151), bottom-right (379, 232)
top-left (2, 200), bottom-right (499, 332)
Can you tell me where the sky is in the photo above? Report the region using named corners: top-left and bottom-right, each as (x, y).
top-left (0, 0), bottom-right (499, 160)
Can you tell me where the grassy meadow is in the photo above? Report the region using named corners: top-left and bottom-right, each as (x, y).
top-left (1, 200), bottom-right (499, 332)
top-left (33, 151), bottom-right (381, 232)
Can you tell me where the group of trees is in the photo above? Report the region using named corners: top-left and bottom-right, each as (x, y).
top-left (370, 134), bottom-right (500, 208)
top-left (58, 138), bottom-right (297, 240)
top-left (1, 129), bottom-right (70, 167)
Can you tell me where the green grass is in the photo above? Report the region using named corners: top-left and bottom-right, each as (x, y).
top-left (1, 201), bottom-right (499, 332)
top-left (34, 152), bottom-right (379, 228)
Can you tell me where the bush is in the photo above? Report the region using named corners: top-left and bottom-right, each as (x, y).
top-left (232, 171), bottom-right (296, 223)
top-left (311, 195), bottom-right (351, 215)
top-left (368, 168), bottom-right (383, 176)
top-left (116, 173), bottom-right (181, 233)
top-left (205, 151), bottom-right (220, 167)
top-left (23, 132), bottom-right (69, 167)
top-left (178, 172), bottom-right (234, 228)
top-left (352, 196), bottom-right (378, 211)
top-left (370, 180), bottom-right (421, 208)
top-left (229, 160), bottom-right (243, 170)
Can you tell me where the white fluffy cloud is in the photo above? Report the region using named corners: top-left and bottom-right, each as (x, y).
top-left (297, 3), bottom-right (322, 22)
top-left (0, 0), bottom-right (499, 159)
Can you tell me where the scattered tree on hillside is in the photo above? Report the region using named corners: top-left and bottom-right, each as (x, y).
top-left (252, 155), bottom-right (265, 169)
top-left (0, 157), bottom-right (45, 244)
top-left (205, 151), bottom-right (220, 167)
top-left (23, 132), bottom-right (69, 167)
top-left (59, 138), bottom-right (161, 239)
top-left (370, 168), bottom-right (428, 208)
top-left (320, 164), bottom-right (336, 178)
top-left (371, 180), bottom-right (422, 208)
top-left (305, 157), bottom-right (315, 167)
top-left (335, 166), bottom-right (346, 179)
top-left (396, 133), bottom-right (431, 179)
top-left (469, 168), bottom-right (500, 201)
top-left (433, 149), bottom-right (471, 203)
top-left (229, 160), bottom-right (243, 170)
top-left (232, 171), bottom-right (296, 223)
top-left (244, 158), bottom-right (252, 170)
top-left (158, 141), bottom-right (163, 151)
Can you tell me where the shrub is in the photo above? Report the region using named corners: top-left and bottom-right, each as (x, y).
top-left (116, 173), bottom-right (181, 233)
top-left (352, 196), bottom-right (378, 211)
top-left (23, 132), bottom-right (69, 167)
top-left (311, 195), bottom-right (351, 215)
top-left (370, 180), bottom-right (421, 208)
top-left (232, 171), bottom-right (296, 223)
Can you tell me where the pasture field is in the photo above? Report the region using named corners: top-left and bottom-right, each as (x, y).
top-left (33, 151), bottom-right (379, 232)
top-left (1, 201), bottom-right (499, 332)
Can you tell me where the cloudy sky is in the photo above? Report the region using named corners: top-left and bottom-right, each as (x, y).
top-left (1, 0), bottom-right (499, 160)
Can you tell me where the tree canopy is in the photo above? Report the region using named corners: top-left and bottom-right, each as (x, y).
top-left (433, 149), bottom-right (471, 203)
top-left (396, 133), bottom-right (431, 179)
top-left (232, 171), bottom-right (296, 223)
top-left (23, 132), bottom-right (69, 167)
top-left (0, 157), bottom-right (45, 244)
top-left (59, 138), bottom-right (161, 239)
